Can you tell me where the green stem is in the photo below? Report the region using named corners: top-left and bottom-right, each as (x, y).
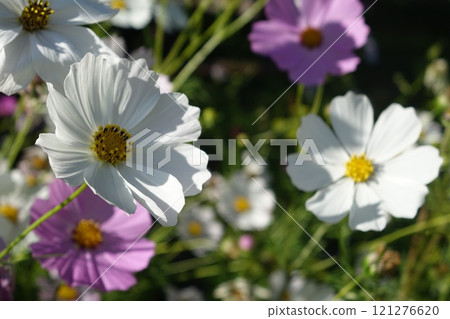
top-left (153, 0), bottom-right (168, 70)
top-left (0, 183), bottom-right (88, 260)
top-left (439, 123), bottom-right (450, 158)
top-left (311, 84), bottom-right (324, 114)
top-left (291, 224), bottom-right (330, 269)
top-left (295, 84), bottom-right (304, 113)
top-left (171, 0), bottom-right (267, 90)
top-left (8, 112), bottom-right (34, 169)
top-left (357, 213), bottom-right (450, 252)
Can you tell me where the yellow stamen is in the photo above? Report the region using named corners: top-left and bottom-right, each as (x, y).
top-left (187, 221), bottom-right (203, 237)
top-left (345, 153), bottom-right (374, 183)
top-left (19, 0), bottom-right (54, 32)
top-left (0, 205), bottom-right (19, 223)
top-left (233, 196), bottom-right (250, 213)
top-left (56, 284), bottom-right (78, 301)
top-left (92, 124), bottom-right (131, 165)
top-left (72, 219), bottom-right (103, 249)
top-left (300, 27), bottom-right (323, 49)
top-left (110, 0), bottom-right (126, 10)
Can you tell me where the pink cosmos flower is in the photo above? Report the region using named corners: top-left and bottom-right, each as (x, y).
top-left (0, 94), bottom-right (17, 117)
top-left (30, 179), bottom-right (155, 292)
top-left (249, 0), bottom-right (370, 86)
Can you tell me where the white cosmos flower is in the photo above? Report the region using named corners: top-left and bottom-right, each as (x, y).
top-left (36, 53), bottom-right (211, 226)
top-left (0, 0), bottom-right (117, 95)
top-left (109, 0), bottom-right (154, 29)
top-left (269, 270), bottom-right (334, 301)
top-left (418, 111), bottom-right (443, 145)
top-left (177, 205), bottom-right (223, 256)
top-left (286, 91), bottom-right (443, 231)
top-left (216, 171), bottom-right (275, 231)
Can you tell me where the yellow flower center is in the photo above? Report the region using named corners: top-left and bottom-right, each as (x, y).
top-left (300, 27), bottom-right (323, 49)
top-left (0, 205), bottom-right (19, 223)
top-left (19, 0), bottom-right (54, 32)
top-left (72, 219), bottom-right (103, 249)
top-left (233, 196), bottom-right (250, 213)
top-left (26, 174), bottom-right (37, 186)
top-left (110, 0), bottom-right (126, 10)
top-left (92, 124), bottom-right (131, 165)
top-left (345, 153), bottom-right (374, 183)
top-left (30, 156), bottom-right (48, 170)
top-left (187, 221), bottom-right (203, 237)
top-left (56, 284), bottom-right (78, 301)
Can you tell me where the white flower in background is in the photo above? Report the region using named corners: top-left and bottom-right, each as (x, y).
top-left (213, 277), bottom-right (270, 301)
top-left (0, 0), bottom-right (117, 95)
top-left (287, 91), bottom-right (442, 231)
top-left (424, 58), bottom-right (448, 95)
top-left (109, 0), bottom-right (154, 29)
top-left (418, 111), bottom-right (443, 145)
top-left (241, 150), bottom-right (265, 177)
top-left (216, 171), bottom-right (275, 231)
top-left (0, 164), bottom-right (43, 247)
top-left (165, 285), bottom-right (204, 301)
top-left (201, 172), bottom-right (226, 202)
top-left (36, 53), bottom-right (210, 226)
top-left (269, 270), bottom-right (334, 301)
top-left (155, 0), bottom-right (187, 33)
top-left (176, 205), bottom-right (223, 256)
top-left (18, 146), bottom-right (54, 186)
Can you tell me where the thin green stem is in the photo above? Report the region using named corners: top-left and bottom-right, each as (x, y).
top-left (291, 224), bottom-right (330, 269)
top-left (295, 84), bottom-right (304, 113)
top-left (8, 112), bottom-right (34, 169)
top-left (311, 84), bottom-right (324, 114)
top-left (153, 0), bottom-right (168, 70)
top-left (172, 0), bottom-right (268, 90)
top-left (0, 183), bottom-right (88, 260)
top-left (357, 213), bottom-right (450, 252)
top-left (439, 123), bottom-right (450, 158)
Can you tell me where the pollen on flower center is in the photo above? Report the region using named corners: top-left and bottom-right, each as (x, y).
top-left (345, 153), bottom-right (374, 183)
top-left (72, 219), bottom-right (103, 249)
top-left (19, 0), bottom-right (54, 32)
top-left (0, 204), bottom-right (19, 223)
top-left (187, 221), bottom-right (203, 237)
top-left (233, 196), bottom-right (251, 213)
top-left (56, 284), bottom-right (78, 301)
top-left (300, 27), bottom-right (323, 49)
top-left (110, 0), bottom-right (126, 10)
top-left (92, 124), bottom-right (131, 165)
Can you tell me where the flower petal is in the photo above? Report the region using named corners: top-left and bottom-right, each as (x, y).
top-left (117, 164), bottom-right (185, 226)
top-left (381, 146), bottom-right (442, 185)
top-left (130, 93), bottom-right (201, 144)
top-left (330, 91), bottom-right (374, 155)
top-left (36, 133), bottom-right (93, 186)
top-left (366, 104), bottom-right (422, 163)
top-left (370, 175), bottom-right (428, 219)
top-left (50, 0), bottom-right (117, 25)
top-left (30, 26), bottom-right (116, 91)
top-left (296, 114), bottom-right (349, 164)
top-left (98, 240), bottom-right (155, 272)
top-left (0, 33), bottom-right (35, 95)
top-left (83, 162), bottom-right (136, 214)
top-left (286, 153), bottom-right (345, 191)
top-left (305, 178), bottom-right (354, 223)
top-left (264, 0), bottom-right (300, 25)
top-left (349, 183), bottom-right (387, 231)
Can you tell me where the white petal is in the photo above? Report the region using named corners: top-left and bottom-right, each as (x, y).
top-left (46, 84), bottom-right (95, 144)
top-left (381, 146), bottom-right (442, 185)
top-left (286, 153), bottom-right (345, 191)
top-left (306, 178), bottom-right (354, 224)
top-left (296, 114), bottom-right (349, 165)
top-left (36, 133), bottom-right (93, 186)
top-left (118, 164), bottom-right (185, 226)
top-left (366, 104), bottom-right (422, 163)
top-left (0, 0), bottom-right (26, 15)
top-left (130, 93), bottom-right (201, 143)
top-left (50, 0), bottom-right (117, 25)
top-left (83, 162), bottom-right (136, 214)
top-left (330, 91), bottom-right (374, 155)
top-left (0, 3), bottom-right (21, 47)
top-left (30, 26), bottom-right (116, 91)
top-left (0, 33), bottom-right (35, 95)
top-left (349, 183), bottom-right (388, 231)
top-left (370, 175), bottom-right (428, 219)
top-left (153, 144), bottom-right (211, 196)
